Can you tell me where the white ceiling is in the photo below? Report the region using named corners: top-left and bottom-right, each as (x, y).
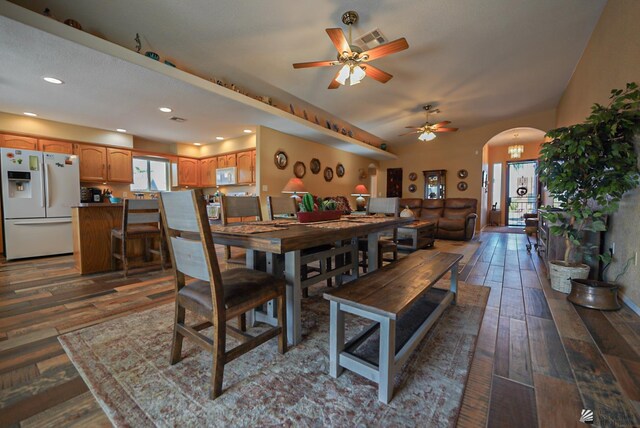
top-left (4, 0), bottom-right (606, 147)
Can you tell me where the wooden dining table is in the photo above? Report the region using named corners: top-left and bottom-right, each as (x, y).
top-left (210, 216), bottom-right (414, 345)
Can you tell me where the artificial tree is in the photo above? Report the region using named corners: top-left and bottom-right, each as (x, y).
top-left (537, 83), bottom-right (640, 291)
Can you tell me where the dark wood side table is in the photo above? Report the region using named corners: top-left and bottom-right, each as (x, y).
top-left (488, 209), bottom-right (502, 226)
top-left (397, 220), bottom-right (436, 251)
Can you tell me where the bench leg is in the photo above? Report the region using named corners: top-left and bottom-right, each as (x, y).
top-left (329, 301), bottom-right (345, 378)
top-left (378, 317), bottom-right (396, 404)
top-left (450, 261), bottom-right (459, 305)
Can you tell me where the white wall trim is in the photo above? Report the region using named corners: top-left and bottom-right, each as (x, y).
top-left (620, 292), bottom-right (640, 316)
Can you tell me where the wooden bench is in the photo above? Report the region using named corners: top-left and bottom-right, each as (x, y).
top-left (323, 250), bottom-right (463, 403)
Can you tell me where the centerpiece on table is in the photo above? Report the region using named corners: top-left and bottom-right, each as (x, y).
top-left (296, 193), bottom-right (342, 223)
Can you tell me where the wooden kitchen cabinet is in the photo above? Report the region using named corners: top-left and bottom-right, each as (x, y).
top-left (75, 144), bottom-right (107, 182)
top-left (225, 154), bottom-right (236, 167)
top-left (107, 148), bottom-right (133, 183)
top-left (199, 157), bottom-right (217, 187)
top-left (0, 134), bottom-right (38, 150)
top-left (217, 155), bottom-right (227, 168)
top-left (178, 157), bottom-right (199, 187)
top-left (237, 151), bottom-right (253, 184)
top-left (251, 149), bottom-right (256, 183)
top-left (38, 139), bottom-right (73, 154)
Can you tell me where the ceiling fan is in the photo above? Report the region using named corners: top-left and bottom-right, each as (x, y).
top-left (400, 105), bottom-right (459, 141)
top-left (292, 11), bottom-right (409, 89)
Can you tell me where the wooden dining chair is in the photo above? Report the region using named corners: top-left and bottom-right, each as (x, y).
top-left (159, 189), bottom-right (286, 399)
top-left (267, 196), bottom-right (333, 295)
top-left (359, 197), bottom-right (400, 272)
top-left (111, 198), bottom-right (167, 277)
top-left (220, 196), bottom-right (263, 265)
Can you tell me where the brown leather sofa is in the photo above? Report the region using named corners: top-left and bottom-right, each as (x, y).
top-left (400, 198), bottom-right (478, 241)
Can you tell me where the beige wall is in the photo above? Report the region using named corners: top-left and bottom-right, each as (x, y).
top-left (199, 134), bottom-right (256, 157)
top-left (379, 109), bottom-right (555, 226)
top-left (257, 126), bottom-right (376, 213)
top-left (556, 0), bottom-right (640, 310)
top-left (0, 111), bottom-right (133, 147)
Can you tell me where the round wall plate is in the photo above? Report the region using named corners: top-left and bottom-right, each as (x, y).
top-left (408, 184), bottom-right (417, 193)
top-left (310, 158), bottom-right (321, 174)
top-left (324, 167), bottom-right (334, 182)
top-left (409, 172), bottom-right (417, 181)
top-left (336, 163), bottom-right (345, 177)
top-left (274, 150), bottom-right (288, 169)
top-left (457, 169), bottom-right (468, 179)
top-left (294, 161), bottom-right (306, 178)
top-left (457, 181), bottom-right (468, 191)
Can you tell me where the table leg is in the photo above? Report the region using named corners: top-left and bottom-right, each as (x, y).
top-left (335, 240), bottom-right (344, 287)
top-left (329, 301), bottom-right (345, 378)
top-left (284, 250), bottom-right (302, 345)
top-left (350, 237), bottom-right (359, 281)
top-left (266, 253), bottom-right (281, 319)
top-left (450, 261), bottom-right (459, 305)
top-left (368, 232), bottom-right (381, 272)
top-left (378, 317), bottom-right (396, 404)
top-left (244, 250), bottom-right (257, 327)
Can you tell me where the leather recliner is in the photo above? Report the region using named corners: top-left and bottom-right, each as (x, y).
top-left (400, 198), bottom-right (478, 241)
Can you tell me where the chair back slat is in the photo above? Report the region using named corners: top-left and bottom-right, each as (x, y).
top-left (128, 212), bottom-right (160, 224)
top-left (160, 191), bottom-right (200, 232)
top-left (221, 196), bottom-right (262, 224)
top-left (170, 236), bottom-right (210, 281)
top-left (127, 199), bottom-right (159, 210)
top-left (367, 197), bottom-right (400, 216)
top-left (267, 196), bottom-right (297, 220)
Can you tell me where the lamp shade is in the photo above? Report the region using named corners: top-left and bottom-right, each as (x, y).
top-left (282, 178), bottom-right (308, 194)
top-left (351, 184), bottom-right (370, 196)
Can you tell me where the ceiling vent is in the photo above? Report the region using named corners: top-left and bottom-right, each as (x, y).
top-left (352, 28), bottom-right (388, 51)
top-left (169, 116), bottom-right (187, 122)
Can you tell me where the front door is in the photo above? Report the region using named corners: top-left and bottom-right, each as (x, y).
top-left (506, 160), bottom-right (538, 226)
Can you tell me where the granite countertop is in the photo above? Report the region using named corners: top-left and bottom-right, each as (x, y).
top-left (73, 203), bottom-right (123, 208)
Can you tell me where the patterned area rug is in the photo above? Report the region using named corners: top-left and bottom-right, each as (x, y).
top-left (59, 282), bottom-right (489, 427)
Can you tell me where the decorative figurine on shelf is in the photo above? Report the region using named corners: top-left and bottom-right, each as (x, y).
top-left (134, 33), bottom-right (142, 53)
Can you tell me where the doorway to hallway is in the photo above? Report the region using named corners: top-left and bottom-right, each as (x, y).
top-left (506, 160), bottom-right (538, 226)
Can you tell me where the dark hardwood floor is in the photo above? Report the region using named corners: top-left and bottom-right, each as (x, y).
top-left (0, 233), bottom-right (639, 427)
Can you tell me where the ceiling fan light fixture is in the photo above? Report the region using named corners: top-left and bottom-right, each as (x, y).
top-left (351, 65), bottom-right (366, 84)
top-left (335, 64), bottom-right (350, 85)
top-left (418, 131), bottom-right (437, 142)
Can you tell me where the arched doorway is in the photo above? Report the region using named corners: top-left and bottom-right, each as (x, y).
top-left (482, 127), bottom-right (546, 227)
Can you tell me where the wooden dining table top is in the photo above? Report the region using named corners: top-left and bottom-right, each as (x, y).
top-left (209, 216), bottom-right (414, 254)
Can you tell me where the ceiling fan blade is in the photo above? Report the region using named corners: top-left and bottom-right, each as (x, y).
top-left (399, 131), bottom-right (419, 136)
top-left (434, 127), bottom-right (459, 133)
top-left (433, 121), bottom-right (451, 127)
top-left (326, 28), bottom-right (351, 53)
top-left (405, 126), bottom-right (423, 129)
top-left (328, 70), bottom-right (341, 89)
top-left (363, 64), bottom-right (393, 83)
top-left (293, 60), bottom-right (338, 69)
top-left (361, 38), bottom-right (409, 61)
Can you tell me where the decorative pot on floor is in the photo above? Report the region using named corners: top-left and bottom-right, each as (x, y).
top-left (568, 278), bottom-right (621, 310)
top-left (549, 261), bottom-right (590, 293)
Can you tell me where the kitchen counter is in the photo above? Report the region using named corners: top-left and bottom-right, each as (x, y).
top-left (73, 202), bottom-right (123, 207)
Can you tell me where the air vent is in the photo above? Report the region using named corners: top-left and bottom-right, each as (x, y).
top-left (169, 116), bottom-right (187, 122)
top-left (353, 28), bottom-right (388, 51)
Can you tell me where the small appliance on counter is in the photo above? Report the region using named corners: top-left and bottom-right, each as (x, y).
top-left (80, 187), bottom-right (102, 203)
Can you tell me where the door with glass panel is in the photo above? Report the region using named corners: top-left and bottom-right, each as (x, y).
top-left (506, 160), bottom-right (538, 226)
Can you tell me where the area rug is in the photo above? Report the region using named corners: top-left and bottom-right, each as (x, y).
top-left (59, 282), bottom-right (489, 427)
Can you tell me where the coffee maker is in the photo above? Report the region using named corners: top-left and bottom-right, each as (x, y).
top-left (80, 187), bottom-right (102, 203)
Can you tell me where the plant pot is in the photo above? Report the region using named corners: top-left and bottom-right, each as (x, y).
top-left (568, 278), bottom-right (621, 311)
top-left (296, 210), bottom-right (342, 223)
top-left (549, 261), bottom-right (590, 294)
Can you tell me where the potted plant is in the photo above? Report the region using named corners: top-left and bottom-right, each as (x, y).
top-left (538, 83), bottom-right (640, 297)
top-left (296, 194), bottom-right (342, 223)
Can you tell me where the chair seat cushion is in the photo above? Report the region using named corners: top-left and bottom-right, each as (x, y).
top-left (438, 217), bottom-right (465, 231)
top-left (178, 268), bottom-right (285, 315)
top-left (112, 225), bottom-right (161, 238)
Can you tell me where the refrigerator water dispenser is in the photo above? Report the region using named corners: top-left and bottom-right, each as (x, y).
top-left (7, 171), bottom-right (32, 198)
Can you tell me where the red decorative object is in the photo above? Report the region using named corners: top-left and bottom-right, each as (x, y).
top-left (296, 210), bottom-right (342, 223)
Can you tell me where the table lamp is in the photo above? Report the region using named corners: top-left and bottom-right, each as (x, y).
top-left (351, 184), bottom-right (370, 211)
top-left (282, 177), bottom-right (308, 201)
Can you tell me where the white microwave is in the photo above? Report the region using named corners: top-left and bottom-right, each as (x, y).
top-left (215, 167), bottom-right (237, 185)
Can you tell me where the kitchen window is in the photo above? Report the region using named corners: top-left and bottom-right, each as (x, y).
top-left (131, 157), bottom-right (170, 192)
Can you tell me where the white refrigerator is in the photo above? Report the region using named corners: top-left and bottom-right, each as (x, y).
top-left (1, 148), bottom-right (80, 260)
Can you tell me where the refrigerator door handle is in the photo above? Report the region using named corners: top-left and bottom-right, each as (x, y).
top-left (45, 163), bottom-right (51, 208)
top-left (12, 219), bottom-right (72, 225)
top-left (40, 162), bottom-right (45, 208)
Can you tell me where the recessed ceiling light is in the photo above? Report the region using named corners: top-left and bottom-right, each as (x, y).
top-left (216, 137), bottom-right (224, 140)
top-left (23, 112), bottom-right (37, 117)
top-left (43, 77), bottom-right (64, 85)
top-left (194, 143), bottom-right (202, 146)
top-left (159, 107), bottom-right (172, 113)
top-left (243, 129), bottom-right (252, 133)
top-left (116, 128), bottom-right (127, 133)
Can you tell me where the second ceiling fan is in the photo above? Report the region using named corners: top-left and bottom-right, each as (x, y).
top-left (292, 11), bottom-right (409, 89)
top-left (400, 105), bottom-right (459, 141)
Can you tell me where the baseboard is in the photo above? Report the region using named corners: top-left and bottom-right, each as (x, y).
top-left (620, 292), bottom-right (640, 316)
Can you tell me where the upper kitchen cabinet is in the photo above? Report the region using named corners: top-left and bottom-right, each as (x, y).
top-left (38, 139), bottom-right (73, 154)
top-left (200, 157), bottom-right (217, 187)
top-left (178, 157), bottom-right (199, 187)
top-left (237, 150), bottom-right (254, 184)
top-left (107, 148), bottom-right (133, 183)
top-left (225, 154), bottom-right (237, 167)
top-left (75, 144), bottom-right (107, 182)
top-left (0, 134), bottom-right (38, 150)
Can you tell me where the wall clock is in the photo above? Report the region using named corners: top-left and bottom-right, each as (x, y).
top-left (408, 184), bottom-right (417, 193)
top-left (457, 181), bottom-right (468, 191)
top-left (457, 169), bottom-right (468, 179)
top-left (310, 158), bottom-right (321, 174)
top-left (294, 161), bottom-right (306, 178)
top-left (324, 167), bottom-right (334, 182)
top-left (336, 163), bottom-right (345, 177)
top-left (409, 172), bottom-right (417, 181)
top-left (274, 150), bottom-right (288, 169)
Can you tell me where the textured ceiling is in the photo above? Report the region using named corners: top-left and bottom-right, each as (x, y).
top-left (5, 0), bottom-right (606, 146)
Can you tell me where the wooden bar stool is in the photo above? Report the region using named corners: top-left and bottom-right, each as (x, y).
top-left (359, 197), bottom-right (400, 272)
top-left (111, 199), bottom-right (167, 277)
top-left (220, 196), bottom-right (262, 265)
top-left (159, 189), bottom-right (286, 399)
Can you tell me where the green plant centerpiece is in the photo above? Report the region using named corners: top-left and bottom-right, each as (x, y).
top-left (297, 194), bottom-right (340, 222)
top-left (537, 82), bottom-right (640, 297)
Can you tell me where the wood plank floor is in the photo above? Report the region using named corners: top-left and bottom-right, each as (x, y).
top-left (0, 233), bottom-right (639, 427)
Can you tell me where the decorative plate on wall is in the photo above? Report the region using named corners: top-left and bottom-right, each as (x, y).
top-left (408, 184), bottom-right (417, 193)
top-left (324, 167), bottom-right (334, 182)
top-left (409, 172), bottom-right (418, 181)
top-left (274, 150), bottom-right (288, 169)
top-left (294, 161), bottom-right (306, 178)
top-left (336, 163), bottom-right (345, 177)
top-left (457, 169), bottom-right (468, 179)
top-left (310, 158), bottom-right (321, 174)
top-left (457, 181), bottom-right (468, 191)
